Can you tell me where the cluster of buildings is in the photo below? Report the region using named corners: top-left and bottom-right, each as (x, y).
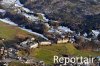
top-left (19, 34), bottom-right (74, 49)
top-left (0, 47), bottom-right (17, 59)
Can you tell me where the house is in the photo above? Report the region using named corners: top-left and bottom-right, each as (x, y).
top-left (31, 38), bottom-right (35, 41)
top-left (20, 37), bottom-right (37, 48)
top-left (57, 38), bottom-right (69, 44)
top-left (62, 38), bottom-right (69, 43)
top-left (30, 43), bottom-right (38, 49)
top-left (0, 47), bottom-right (4, 55)
top-left (57, 39), bottom-right (63, 44)
top-left (40, 41), bottom-right (52, 46)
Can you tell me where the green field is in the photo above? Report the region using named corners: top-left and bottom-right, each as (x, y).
top-left (0, 22), bottom-right (31, 40)
top-left (30, 43), bottom-right (100, 65)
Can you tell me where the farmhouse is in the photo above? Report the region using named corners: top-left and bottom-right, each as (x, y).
top-left (57, 38), bottom-right (63, 44)
top-left (40, 41), bottom-right (52, 46)
top-left (62, 38), bottom-right (69, 43)
top-left (57, 38), bottom-right (69, 44)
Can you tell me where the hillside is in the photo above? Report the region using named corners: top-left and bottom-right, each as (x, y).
top-left (0, 0), bottom-right (100, 66)
top-left (24, 0), bottom-right (100, 32)
top-left (30, 43), bottom-right (100, 65)
top-left (0, 21), bottom-right (32, 41)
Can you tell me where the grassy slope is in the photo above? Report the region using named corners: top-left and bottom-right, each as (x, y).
top-left (0, 22), bottom-right (31, 40)
top-left (30, 43), bottom-right (100, 65)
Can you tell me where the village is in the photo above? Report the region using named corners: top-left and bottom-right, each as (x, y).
top-left (0, 26), bottom-right (100, 66)
top-left (0, 11), bottom-right (100, 65)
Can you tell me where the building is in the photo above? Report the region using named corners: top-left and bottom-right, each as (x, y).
top-left (57, 38), bottom-right (69, 44)
top-left (62, 38), bottom-right (69, 43)
top-left (40, 41), bottom-right (52, 46)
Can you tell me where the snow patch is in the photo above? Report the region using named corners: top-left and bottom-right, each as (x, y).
top-left (21, 7), bottom-right (32, 13)
top-left (37, 13), bottom-right (49, 22)
top-left (58, 26), bottom-right (73, 33)
top-left (22, 13), bottom-right (38, 21)
top-left (1, 0), bottom-right (23, 7)
top-left (0, 18), bottom-right (17, 26)
top-left (0, 9), bottom-right (6, 13)
top-left (20, 27), bottom-right (48, 40)
top-left (83, 33), bottom-right (88, 37)
top-left (15, 0), bottom-right (23, 6)
top-left (48, 27), bottom-right (62, 34)
top-left (92, 30), bottom-right (100, 37)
